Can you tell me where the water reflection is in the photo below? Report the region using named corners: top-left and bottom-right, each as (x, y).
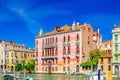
top-left (25, 74), bottom-right (89, 80)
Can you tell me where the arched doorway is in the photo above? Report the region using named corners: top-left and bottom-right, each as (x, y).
top-left (115, 65), bottom-right (119, 74)
top-left (76, 65), bottom-right (79, 72)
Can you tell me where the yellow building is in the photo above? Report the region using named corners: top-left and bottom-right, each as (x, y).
top-left (6, 49), bottom-right (35, 72)
top-left (98, 50), bottom-right (112, 73)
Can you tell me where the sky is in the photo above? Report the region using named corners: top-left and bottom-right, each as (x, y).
top-left (0, 0), bottom-right (120, 48)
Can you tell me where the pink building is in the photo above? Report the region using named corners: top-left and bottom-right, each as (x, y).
top-left (35, 22), bottom-right (102, 73)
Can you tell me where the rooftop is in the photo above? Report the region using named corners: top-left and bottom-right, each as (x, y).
top-left (36, 22), bottom-right (92, 38)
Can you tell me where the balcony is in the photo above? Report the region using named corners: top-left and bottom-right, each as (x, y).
top-left (66, 53), bottom-right (70, 58)
top-left (112, 29), bottom-right (120, 33)
top-left (43, 43), bottom-right (58, 48)
top-left (76, 53), bottom-right (79, 58)
top-left (113, 40), bottom-right (120, 44)
top-left (41, 55), bottom-right (57, 59)
top-left (114, 52), bottom-right (120, 55)
top-left (112, 60), bottom-right (120, 64)
top-left (63, 42), bottom-right (66, 46)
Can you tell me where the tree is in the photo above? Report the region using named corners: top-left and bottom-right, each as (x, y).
top-left (15, 64), bottom-right (22, 71)
top-left (80, 49), bottom-right (105, 71)
top-left (15, 59), bottom-right (35, 73)
top-left (90, 49), bottom-right (105, 65)
top-left (25, 59), bottom-right (35, 73)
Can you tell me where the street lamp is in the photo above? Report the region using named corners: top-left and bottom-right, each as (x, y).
top-left (14, 51), bottom-right (16, 80)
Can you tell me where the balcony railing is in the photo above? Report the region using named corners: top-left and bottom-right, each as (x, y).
top-left (76, 53), bottom-right (79, 57)
top-left (112, 60), bottom-right (120, 64)
top-left (41, 55), bottom-right (58, 59)
top-left (114, 52), bottom-right (120, 55)
top-left (43, 43), bottom-right (58, 48)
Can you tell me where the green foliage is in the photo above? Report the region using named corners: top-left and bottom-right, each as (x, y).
top-left (80, 49), bottom-right (105, 69)
top-left (15, 59), bottom-right (35, 73)
top-left (15, 64), bottom-right (22, 71)
top-left (25, 59), bottom-right (35, 72)
top-left (90, 49), bottom-right (105, 65)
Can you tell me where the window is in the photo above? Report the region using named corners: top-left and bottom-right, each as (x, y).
top-left (67, 67), bottom-right (70, 72)
top-left (77, 33), bottom-right (79, 40)
top-left (68, 46), bottom-right (70, 54)
top-left (108, 58), bottom-right (111, 64)
top-left (88, 28), bottom-right (91, 32)
top-left (42, 67), bottom-right (44, 71)
top-left (63, 58), bottom-right (66, 64)
top-left (55, 67), bottom-right (58, 71)
top-left (101, 65), bottom-right (104, 71)
top-left (115, 45), bottom-right (118, 52)
top-left (115, 35), bottom-right (118, 41)
top-left (12, 58), bottom-right (14, 64)
top-left (76, 45), bottom-right (79, 53)
top-left (52, 67), bottom-right (54, 71)
top-left (63, 36), bottom-right (66, 42)
top-left (55, 47), bottom-right (58, 55)
top-left (42, 50), bottom-right (44, 56)
top-left (52, 37), bottom-right (54, 43)
top-left (68, 35), bottom-right (70, 42)
top-left (48, 38), bottom-right (50, 44)
top-left (46, 38), bottom-right (47, 44)
top-left (88, 36), bottom-right (90, 44)
top-left (115, 55), bottom-right (118, 60)
top-left (50, 38), bottom-right (51, 44)
top-left (108, 65), bottom-right (111, 71)
top-left (77, 58), bottom-right (79, 62)
top-left (101, 58), bottom-right (103, 64)
top-left (68, 58), bottom-right (70, 64)
top-left (63, 66), bottom-right (66, 71)
top-left (63, 47), bottom-right (66, 55)
top-left (56, 37), bottom-right (58, 43)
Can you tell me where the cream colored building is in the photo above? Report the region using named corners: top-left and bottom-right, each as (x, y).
top-left (6, 49), bottom-right (35, 72)
top-left (0, 40), bottom-right (34, 73)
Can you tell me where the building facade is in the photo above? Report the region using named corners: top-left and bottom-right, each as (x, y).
top-left (112, 24), bottom-right (120, 74)
top-left (35, 22), bottom-right (102, 73)
top-left (98, 50), bottom-right (112, 73)
top-left (5, 49), bottom-right (35, 72)
top-left (98, 40), bottom-right (112, 73)
top-left (101, 40), bottom-right (112, 50)
top-left (0, 40), bottom-right (34, 73)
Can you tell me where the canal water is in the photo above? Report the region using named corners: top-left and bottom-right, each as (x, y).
top-left (23, 74), bottom-right (90, 80)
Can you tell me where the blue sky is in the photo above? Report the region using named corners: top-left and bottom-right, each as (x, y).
top-left (0, 0), bottom-right (120, 48)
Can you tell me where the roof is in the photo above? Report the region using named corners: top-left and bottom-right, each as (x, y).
top-left (37, 24), bottom-right (91, 37)
top-left (7, 49), bottom-right (35, 53)
top-left (0, 40), bottom-right (26, 47)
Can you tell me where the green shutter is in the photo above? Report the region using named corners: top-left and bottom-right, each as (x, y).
top-left (115, 56), bottom-right (118, 60)
top-left (115, 45), bottom-right (118, 52)
top-left (115, 35), bottom-right (118, 41)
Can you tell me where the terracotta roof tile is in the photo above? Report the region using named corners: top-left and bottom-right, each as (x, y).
top-left (44, 25), bottom-right (85, 36)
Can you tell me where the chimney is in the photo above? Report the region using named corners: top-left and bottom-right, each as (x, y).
top-left (84, 22), bottom-right (87, 26)
top-left (72, 21), bottom-right (76, 30)
top-left (76, 22), bottom-right (80, 26)
top-left (55, 26), bottom-right (61, 32)
top-left (39, 28), bottom-right (43, 36)
top-left (114, 23), bottom-right (117, 28)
